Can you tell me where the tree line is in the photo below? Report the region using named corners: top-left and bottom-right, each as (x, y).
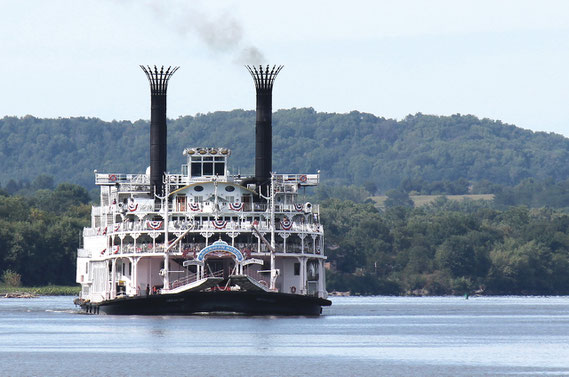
top-left (3, 180), bottom-right (569, 296)
top-left (0, 183), bottom-right (89, 285)
top-left (3, 110), bottom-right (569, 193)
top-left (323, 198), bottom-right (569, 295)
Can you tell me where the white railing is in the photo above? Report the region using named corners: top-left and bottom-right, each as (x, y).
top-left (274, 173), bottom-right (319, 186)
top-left (77, 248), bottom-right (91, 258)
top-left (169, 272), bottom-right (198, 289)
top-left (83, 220), bottom-right (323, 239)
top-left (94, 201), bottom-right (319, 217)
top-left (95, 173), bottom-right (149, 186)
top-left (96, 238), bottom-right (324, 257)
top-left (168, 268), bottom-right (264, 290)
top-left (95, 172), bottom-right (319, 188)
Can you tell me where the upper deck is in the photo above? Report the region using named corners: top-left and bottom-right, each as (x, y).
top-left (95, 172), bottom-right (319, 190)
top-left (94, 146), bottom-right (319, 192)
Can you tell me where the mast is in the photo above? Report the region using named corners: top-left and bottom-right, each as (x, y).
top-left (163, 181), bottom-right (170, 290)
top-left (269, 172), bottom-right (277, 290)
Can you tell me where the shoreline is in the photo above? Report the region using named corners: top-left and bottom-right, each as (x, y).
top-left (0, 285), bottom-right (80, 297)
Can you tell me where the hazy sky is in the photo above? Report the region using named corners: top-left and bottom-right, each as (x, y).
top-left (2, 0), bottom-right (569, 135)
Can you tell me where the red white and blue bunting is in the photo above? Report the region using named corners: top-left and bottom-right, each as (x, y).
top-left (229, 202), bottom-right (243, 211)
top-left (294, 204), bottom-right (304, 212)
top-left (113, 245), bottom-right (120, 254)
top-left (280, 218), bottom-right (293, 230)
top-left (212, 219), bottom-right (227, 229)
top-left (189, 203), bottom-right (201, 212)
top-left (182, 247), bottom-right (196, 259)
top-left (128, 203), bottom-right (138, 212)
top-left (147, 220), bottom-right (163, 230)
top-left (242, 248), bottom-right (252, 258)
top-left (113, 223), bottom-right (121, 232)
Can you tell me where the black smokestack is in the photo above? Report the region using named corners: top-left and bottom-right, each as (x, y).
top-left (246, 65), bottom-right (283, 188)
top-left (140, 65), bottom-right (179, 195)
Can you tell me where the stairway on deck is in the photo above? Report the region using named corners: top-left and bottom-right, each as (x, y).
top-left (165, 275), bottom-right (270, 294)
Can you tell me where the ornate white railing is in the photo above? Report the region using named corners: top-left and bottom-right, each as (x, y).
top-left (83, 220), bottom-right (323, 238)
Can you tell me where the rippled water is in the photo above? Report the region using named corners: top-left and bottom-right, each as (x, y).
top-left (1, 296), bottom-right (568, 376)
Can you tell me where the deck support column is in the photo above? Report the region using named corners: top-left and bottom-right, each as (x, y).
top-left (132, 256), bottom-right (140, 295)
top-left (318, 259), bottom-right (324, 298)
top-left (300, 257), bottom-right (307, 295)
top-left (111, 258), bottom-right (117, 300)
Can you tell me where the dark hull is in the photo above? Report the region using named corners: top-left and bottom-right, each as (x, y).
top-left (78, 291), bottom-right (331, 316)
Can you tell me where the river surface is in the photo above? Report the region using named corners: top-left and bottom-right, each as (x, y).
top-left (1, 296), bottom-right (568, 376)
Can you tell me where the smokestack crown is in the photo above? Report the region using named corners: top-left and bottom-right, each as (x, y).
top-left (140, 65), bottom-right (179, 95)
top-left (246, 65), bottom-right (283, 93)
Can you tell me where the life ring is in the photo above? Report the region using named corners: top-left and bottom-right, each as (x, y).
top-left (109, 174), bottom-right (117, 182)
top-left (290, 286), bottom-right (297, 294)
top-left (299, 175), bottom-right (307, 183)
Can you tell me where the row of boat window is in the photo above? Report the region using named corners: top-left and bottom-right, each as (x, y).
top-left (171, 216), bottom-right (263, 223)
top-left (169, 216), bottom-right (311, 223)
top-left (190, 157), bottom-right (226, 177)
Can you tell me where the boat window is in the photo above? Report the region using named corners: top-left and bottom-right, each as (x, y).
top-left (191, 162), bottom-right (202, 177)
top-left (203, 162), bottom-right (213, 176)
top-left (294, 263), bottom-right (300, 276)
top-left (215, 162), bottom-right (225, 175)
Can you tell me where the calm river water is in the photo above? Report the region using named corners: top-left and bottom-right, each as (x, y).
top-left (1, 296), bottom-right (568, 376)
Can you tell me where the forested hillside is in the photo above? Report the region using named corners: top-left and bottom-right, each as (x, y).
top-left (0, 184), bottom-right (89, 285)
top-left (323, 198), bottom-right (569, 295)
top-left (4, 109), bottom-right (569, 293)
top-left (2, 109), bottom-right (569, 192)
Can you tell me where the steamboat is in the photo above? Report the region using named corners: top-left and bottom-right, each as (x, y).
top-left (74, 65), bottom-right (331, 315)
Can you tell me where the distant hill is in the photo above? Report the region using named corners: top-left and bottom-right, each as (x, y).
top-left (2, 109), bottom-right (569, 191)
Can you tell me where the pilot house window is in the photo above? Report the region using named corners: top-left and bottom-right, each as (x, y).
top-left (191, 156), bottom-right (225, 177)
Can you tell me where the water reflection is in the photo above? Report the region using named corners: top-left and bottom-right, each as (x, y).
top-left (1, 296), bottom-right (569, 376)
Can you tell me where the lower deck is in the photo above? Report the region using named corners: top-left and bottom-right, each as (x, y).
top-left (78, 250), bottom-right (327, 303)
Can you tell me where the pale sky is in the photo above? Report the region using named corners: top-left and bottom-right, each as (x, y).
top-left (2, 0), bottom-right (569, 135)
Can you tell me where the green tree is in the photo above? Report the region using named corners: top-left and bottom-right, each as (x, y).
top-left (435, 235), bottom-right (476, 278)
top-left (384, 189), bottom-right (414, 208)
